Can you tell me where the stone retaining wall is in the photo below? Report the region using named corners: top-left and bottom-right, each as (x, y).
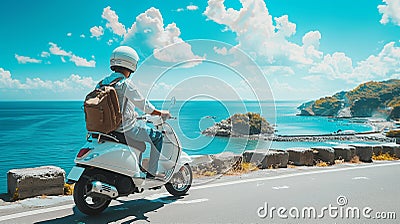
top-left (311, 146), bottom-right (335, 164)
top-left (333, 145), bottom-right (356, 161)
top-left (286, 148), bottom-right (314, 166)
top-left (242, 150), bottom-right (289, 168)
top-left (5, 143), bottom-right (399, 200)
top-left (190, 143), bottom-right (399, 177)
top-left (7, 166), bottom-right (65, 200)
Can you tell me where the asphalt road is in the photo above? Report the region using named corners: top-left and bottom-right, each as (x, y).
top-left (1, 161), bottom-right (399, 224)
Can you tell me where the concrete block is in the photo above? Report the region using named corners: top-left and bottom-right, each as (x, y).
top-left (8, 166), bottom-right (65, 200)
top-left (243, 150), bottom-right (289, 169)
top-left (211, 152), bottom-right (242, 173)
top-left (264, 150), bottom-right (289, 168)
top-left (349, 144), bottom-right (373, 162)
top-left (333, 145), bottom-right (356, 161)
top-left (189, 155), bottom-right (214, 173)
top-left (242, 150), bottom-right (267, 165)
top-left (381, 143), bottom-right (400, 158)
top-left (286, 147), bottom-right (314, 166)
top-left (190, 155), bottom-right (213, 166)
top-left (311, 146), bottom-right (335, 164)
top-left (372, 145), bottom-right (384, 155)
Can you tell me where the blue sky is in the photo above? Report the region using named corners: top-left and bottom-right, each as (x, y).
top-left (0, 0), bottom-right (399, 101)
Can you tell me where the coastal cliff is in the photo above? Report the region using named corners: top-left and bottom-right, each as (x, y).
top-left (202, 112), bottom-right (274, 137)
top-left (298, 79), bottom-right (400, 119)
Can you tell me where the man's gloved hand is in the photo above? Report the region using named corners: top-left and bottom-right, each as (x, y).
top-left (160, 110), bottom-right (171, 121)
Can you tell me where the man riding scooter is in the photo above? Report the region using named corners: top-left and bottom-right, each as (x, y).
top-left (68, 45), bottom-right (192, 215)
top-left (99, 45), bottom-right (171, 178)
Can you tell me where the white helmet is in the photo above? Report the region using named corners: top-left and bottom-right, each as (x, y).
top-left (110, 46), bottom-right (139, 72)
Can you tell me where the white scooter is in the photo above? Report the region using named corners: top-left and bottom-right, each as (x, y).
top-left (67, 106), bottom-right (193, 215)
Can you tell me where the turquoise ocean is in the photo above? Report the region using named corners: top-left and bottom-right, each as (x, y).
top-left (0, 101), bottom-right (372, 193)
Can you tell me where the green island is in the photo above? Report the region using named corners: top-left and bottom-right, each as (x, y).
top-left (298, 79), bottom-right (400, 119)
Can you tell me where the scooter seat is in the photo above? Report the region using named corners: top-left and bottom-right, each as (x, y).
top-left (92, 132), bottom-right (147, 152)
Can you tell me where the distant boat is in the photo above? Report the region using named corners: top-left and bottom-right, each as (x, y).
top-left (341, 130), bottom-right (356, 135)
top-left (336, 130), bottom-right (356, 135)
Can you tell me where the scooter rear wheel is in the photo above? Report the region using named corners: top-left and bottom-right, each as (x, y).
top-left (165, 163), bottom-right (192, 196)
top-left (73, 173), bottom-right (111, 215)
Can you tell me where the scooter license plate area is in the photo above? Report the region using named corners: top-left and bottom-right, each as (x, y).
top-left (67, 166), bottom-right (85, 181)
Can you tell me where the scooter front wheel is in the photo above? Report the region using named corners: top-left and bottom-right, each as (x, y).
top-left (165, 163), bottom-right (192, 196)
top-left (73, 173), bottom-right (112, 215)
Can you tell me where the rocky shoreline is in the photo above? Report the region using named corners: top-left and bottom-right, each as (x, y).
top-left (202, 112), bottom-right (397, 143)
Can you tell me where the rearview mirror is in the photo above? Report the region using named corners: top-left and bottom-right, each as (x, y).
top-left (169, 96), bottom-right (176, 110)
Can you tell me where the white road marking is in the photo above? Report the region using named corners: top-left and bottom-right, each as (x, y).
top-left (0, 204), bottom-right (74, 222)
top-left (272, 185), bottom-right (289, 190)
top-left (1, 162), bottom-right (399, 222)
top-left (352, 176), bottom-right (369, 180)
top-left (173, 198), bottom-right (209, 204)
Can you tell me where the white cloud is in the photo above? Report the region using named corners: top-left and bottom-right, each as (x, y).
top-left (310, 42), bottom-right (400, 83)
top-left (107, 39), bottom-right (114, 45)
top-left (203, 0), bottom-right (321, 66)
top-left (49, 42), bottom-right (70, 56)
top-left (302, 31), bottom-right (321, 48)
top-left (67, 32), bottom-right (72, 37)
top-left (69, 55), bottom-right (96, 67)
top-left (153, 82), bottom-right (173, 91)
top-left (124, 7), bottom-right (204, 65)
top-left (352, 41), bottom-right (400, 80)
top-left (41, 51), bottom-right (50, 58)
top-left (302, 75), bottom-right (323, 83)
top-left (378, 0), bottom-right (400, 26)
top-left (274, 15), bottom-right (296, 37)
top-left (213, 46), bottom-right (228, 55)
top-left (90, 26), bottom-right (104, 39)
top-left (270, 78), bottom-right (296, 94)
top-left (48, 42), bottom-right (96, 67)
top-left (0, 68), bottom-right (97, 91)
top-left (15, 54), bottom-right (42, 64)
top-left (175, 4), bottom-right (199, 12)
top-left (263, 66), bottom-right (295, 76)
top-left (102, 6), bottom-right (126, 36)
top-left (187, 5), bottom-right (199, 11)
top-left (0, 68), bottom-right (27, 88)
top-left (302, 31), bottom-right (323, 60)
top-left (309, 52), bottom-right (353, 81)
top-left (80, 34), bottom-right (86, 38)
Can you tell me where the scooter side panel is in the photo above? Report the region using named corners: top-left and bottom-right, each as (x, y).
top-left (75, 141), bottom-right (141, 177)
